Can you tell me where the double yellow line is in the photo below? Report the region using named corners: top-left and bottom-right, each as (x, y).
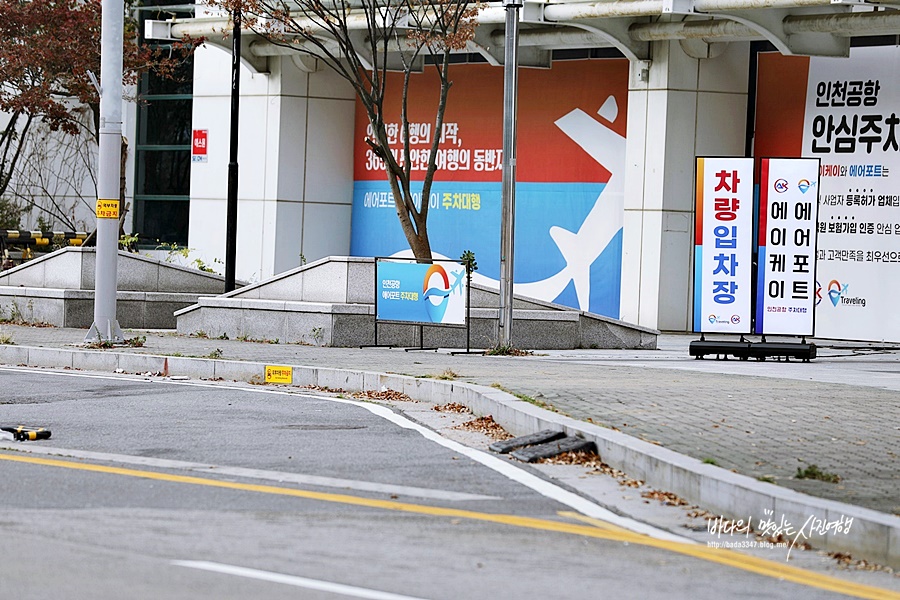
top-left (1, 452), bottom-right (895, 600)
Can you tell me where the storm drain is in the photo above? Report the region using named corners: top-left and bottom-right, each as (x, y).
top-left (489, 429), bottom-right (595, 463)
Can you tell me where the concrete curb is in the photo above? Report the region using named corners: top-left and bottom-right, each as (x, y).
top-left (1, 344), bottom-right (897, 568)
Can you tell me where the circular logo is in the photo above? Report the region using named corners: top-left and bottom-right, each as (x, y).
top-left (730, 315), bottom-right (741, 324)
top-left (774, 179), bottom-right (789, 193)
top-left (422, 265), bottom-right (451, 323)
top-left (797, 179), bottom-right (811, 194)
top-left (708, 314), bottom-right (717, 324)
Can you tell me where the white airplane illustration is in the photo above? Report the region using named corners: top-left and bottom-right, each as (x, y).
top-left (391, 95), bottom-right (625, 313)
top-left (515, 96), bottom-right (625, 311)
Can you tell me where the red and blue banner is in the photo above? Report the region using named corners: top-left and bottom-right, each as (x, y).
top-left (351, 60), bottom-right (628, 318)
top-left (693, 157), bottom-right (754, 334)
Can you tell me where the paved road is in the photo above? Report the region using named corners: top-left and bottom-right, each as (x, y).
top-left (1, 368), bottom-right (891, 600)
top-left (1, 325), bottom-right (897, 516)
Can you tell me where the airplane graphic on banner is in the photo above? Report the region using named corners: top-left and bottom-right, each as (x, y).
top-left (350, 59), bottom-right (627, 319)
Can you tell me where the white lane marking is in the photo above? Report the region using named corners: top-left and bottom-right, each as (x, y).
top-left (172, 561), bottom-right (430, 600)
top-left (0, 443), bottom-right (498, 502)
top-left (1, 366), bottom-right (692, 542)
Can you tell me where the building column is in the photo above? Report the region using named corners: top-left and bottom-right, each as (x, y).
top-left (188, 49), bottom-right (355, 283)
top-left (620, 39), bottom-right (749, 331)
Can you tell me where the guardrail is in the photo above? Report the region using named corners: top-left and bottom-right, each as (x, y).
top-left (1, 230), bottom-right (89, 269)
top-left (0, 230), bottom-right (87, 246)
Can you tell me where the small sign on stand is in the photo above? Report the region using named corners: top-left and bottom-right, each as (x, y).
top-left (371, 257), bottom-right (467, 351)
top-left (689, 156), bottom-right (818, 362)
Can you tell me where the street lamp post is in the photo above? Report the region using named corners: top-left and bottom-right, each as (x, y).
top-left (86, 0), bottom-right (125, 343)
top-left (224, 8), bottom-right (241, 293)
top-left (498, 0), bottom-right (521, 347)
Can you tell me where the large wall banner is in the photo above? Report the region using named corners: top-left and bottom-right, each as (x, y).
top-left (756, 48), bottom-right (900, 342)
top-left (350, 60), bottom-right (628, 319)
top-left (693, 157), bottom-right (754, 334)
top-left (756, 158), bottom-right (820, 336)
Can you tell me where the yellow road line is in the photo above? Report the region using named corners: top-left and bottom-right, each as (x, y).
top-left (1, 452), bottom-right (896, 600)
top-left (558, 510), bottom-right (634, 534)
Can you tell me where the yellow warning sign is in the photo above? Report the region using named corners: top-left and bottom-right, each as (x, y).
top-left (96, 199), bottom-right (119, 219)
top-left (265, 365), bottom-right (293, 384)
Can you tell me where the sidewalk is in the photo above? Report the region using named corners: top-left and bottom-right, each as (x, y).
top-left (1, 324), bottom-right (898, 554)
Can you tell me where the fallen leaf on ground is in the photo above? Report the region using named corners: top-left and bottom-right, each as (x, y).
top-left (641, 489), bottom-right (689, 506)
top-left (538, 450), bottom-right (604, 467)
top-left (453, 415), bottom-right (512, 440)
top-left (352, 389), bottom-right (415, 402)
top-left (433, 402), bottom-right (472, 414)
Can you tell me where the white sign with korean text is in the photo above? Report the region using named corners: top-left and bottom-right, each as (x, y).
top-left (693, 157), bottom-right (754, 333)
top-left (756, 158), bottom-right (820, 336)
top-left (803, 46), bottom-right (900, 342)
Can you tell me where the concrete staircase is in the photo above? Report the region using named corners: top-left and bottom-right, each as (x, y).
top-left (0, 247), bottom-right (226, 329)
top-left (175, 256), bottom-right (658, 349)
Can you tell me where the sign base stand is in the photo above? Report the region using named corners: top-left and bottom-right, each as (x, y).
top-left (689, 337), bottom-right (816, 362)
top-left (403, 325), bottom-right (437, 352)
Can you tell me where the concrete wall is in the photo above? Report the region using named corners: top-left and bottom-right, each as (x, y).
top-left (0, 247), bottom-right (227, 294)
top-left (187, 40), bottom-right (356, 285)
top-left (182, 36), bottom-right (753, 332)
top-left (621, 41), bottom-right (750, 332)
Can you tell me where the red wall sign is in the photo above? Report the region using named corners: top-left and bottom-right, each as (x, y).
top-left (192, 129), bottom-right (208, 163)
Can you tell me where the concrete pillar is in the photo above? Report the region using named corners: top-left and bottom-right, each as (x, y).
top-left (621, 40), bottom-right (749, 331)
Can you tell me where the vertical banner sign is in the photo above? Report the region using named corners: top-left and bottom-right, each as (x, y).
top-left (376, 260), bottom-right (467, 325)
top-left (756, 158), bottom-right (820, 335)
top-left (694, 157), bottom-right (754, 333)
top-left (192, 129), bottom-right (208, 163)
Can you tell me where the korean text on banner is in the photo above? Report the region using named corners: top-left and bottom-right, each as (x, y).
top-left (694, 157), bottom-right (754, 333)
top-left (802, 46), bottom-right (900, 342)
top-left (376, 261), bottom-right (467, 325)
top-left (756, 158), bottom-right (820, 336)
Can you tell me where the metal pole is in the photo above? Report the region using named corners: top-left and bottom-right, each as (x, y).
top-left (466, 268), bottom-right (472, 353)
top-left (224, 8), bottom-right (241, 293)
top-left (498, 0), bottom-right (521, 347)
top-left (85, 0), bottom-right (125, 343)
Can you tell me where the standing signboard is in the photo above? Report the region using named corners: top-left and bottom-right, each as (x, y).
top-left (756, 158), bottom-right (820, 336)
top-left (376, 259), bottom-right (467, 325)
top-left (693, 157), bottom-right (754, 333)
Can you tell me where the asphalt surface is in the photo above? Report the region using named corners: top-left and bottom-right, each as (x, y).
top-left (0, 324), bottom-right (898, 517)
top-left (1, 369), bottom-right (892, 599)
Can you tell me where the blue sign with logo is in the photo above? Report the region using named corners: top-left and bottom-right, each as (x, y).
top-left (376, 260), bottom-right (467, 325)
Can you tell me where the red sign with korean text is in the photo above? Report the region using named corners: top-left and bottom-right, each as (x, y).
top-left (192, 129), bottom-right (208, 163)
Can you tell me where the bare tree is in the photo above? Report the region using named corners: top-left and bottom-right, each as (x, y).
top-left (0, 0), bottom-right (199, 236)
top-left (9, 111), bottom-right (98, 231)
top-left (219, 0), bottom-right (479, 261)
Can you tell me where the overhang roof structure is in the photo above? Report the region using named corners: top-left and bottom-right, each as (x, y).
top-left (146, 0), bottom-right (900, 72)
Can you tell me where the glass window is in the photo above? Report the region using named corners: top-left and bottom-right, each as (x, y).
top-left (133, 199), bottom-right (190, 244)
top-left (138, 99), bottom-right (193, 145)
top-left (136, 150), bottom-right (191, 196)
top-left (133, 1), bottom-right (194, 247)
